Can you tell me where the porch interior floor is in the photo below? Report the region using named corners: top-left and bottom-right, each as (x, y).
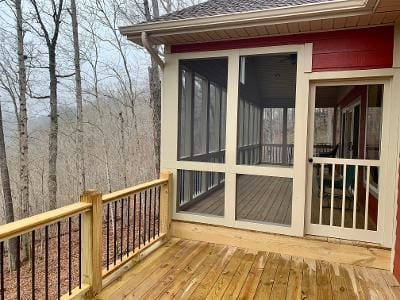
top-left (184, 175), bottom-right (292, 225)
top-left (94, 238), bottom-right (400, 300)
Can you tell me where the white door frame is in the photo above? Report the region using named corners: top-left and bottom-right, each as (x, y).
top-left (305, 76), bottom-right (398, 247)
top-left (341, 98), bottom-right (361, 159)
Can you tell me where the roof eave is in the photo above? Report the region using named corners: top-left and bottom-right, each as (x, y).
top-left (120, 0), bottom-right (374, 45)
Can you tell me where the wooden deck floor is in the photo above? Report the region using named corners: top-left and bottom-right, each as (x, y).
top-left (95, 238), bottom-right (400, 300)
top-left (185, 175), bottom-right (292, 225)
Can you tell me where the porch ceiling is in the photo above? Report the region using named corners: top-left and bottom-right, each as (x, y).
top-left (120, 0), bottom-right (400, 46)
top-left (316, 86), bottom-right (354, 108)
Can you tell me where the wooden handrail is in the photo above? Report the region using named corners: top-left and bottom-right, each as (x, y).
top-left (0, 202), bottom-right (92, 242)
top-left (102, 178), bottom-right (169, 204)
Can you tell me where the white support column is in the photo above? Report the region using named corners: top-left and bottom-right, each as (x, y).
top-left (390, 21), bottom-right (400, 271)
top-left (224, 52), bottom-right (240, 226)
top-left (291, 45), bottom-right (310, 237)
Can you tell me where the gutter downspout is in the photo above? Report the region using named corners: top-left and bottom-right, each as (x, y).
top-left (141, 31), bottom-right (165, 70)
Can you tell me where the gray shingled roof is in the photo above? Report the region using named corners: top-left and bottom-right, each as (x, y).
top-left (150, 0), bottom-right (337, 22)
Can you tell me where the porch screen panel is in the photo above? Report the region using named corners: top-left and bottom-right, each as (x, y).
top-left (193, 75), bottom-right (208, 156)
top-left (177, 58), bottom-right (228, 163)
top-left (179, 69), bottom-right (192, 158)
top-left (220, 90), bottom-right (227, 150)
top-left (177, 169), bottom-right (225, 217)
top-left (237, 53), bottom-right (297, 167)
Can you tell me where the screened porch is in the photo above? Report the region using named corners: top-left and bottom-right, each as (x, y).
top-left (176, 54), bottom-right (300, 225)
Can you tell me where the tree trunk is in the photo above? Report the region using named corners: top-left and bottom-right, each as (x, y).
top-left (48, 47), bottom-right (58, 210)
top-left (144, 0), bottom-right (162, 175)
top-left (149, 65), bottom-right (161, 175)
top-left (70, 0), bottom-right (86, 192)
top-left (30, 0), bottom-right (63, 211)
top-left (0, 99), bottom-right (18, 270)
top-left (119, 112), bottom-right (127, 188)
top-left (15, 0), bottom-right (30, 261)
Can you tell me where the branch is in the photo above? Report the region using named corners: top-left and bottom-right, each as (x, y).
top-left (56, 73), bottom-right (75, 78)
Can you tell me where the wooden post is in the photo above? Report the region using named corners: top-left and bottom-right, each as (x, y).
top-left (80, 190), bottom-right (103, 296)
top-left (282, 108), bottom-right (288, 165)
top-left (160, 171), bottom-right (172, 236)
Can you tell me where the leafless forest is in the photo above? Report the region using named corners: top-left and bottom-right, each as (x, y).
top-left (0, 0), bottom-right (201, 226)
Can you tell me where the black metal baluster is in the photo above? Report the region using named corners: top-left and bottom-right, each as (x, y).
top-left (157, 186), bottom-right (161, 236)
top-left (0, 241), bottom-right (3, 300)
top-left (79, 214), bottom-right (82, 289)
top-left (152, 188), bottom-right (156, 240)
top-left (68, 217), bottom-right (72, 295)
top-left (144, 190), bottom-right (147, 245)
top-left (32, 231), bottom-right (35, 300)
top-left (16, 236), bottom-right (20, 300)
top-left (139, 192), bottom-right (142, 249)
top-left (149, 189), bottom-right (152, 241)
top-left (57, 221), bottom-right (61, 299)
top-left (45, 226), bottom-right (49, 300)
top-left (106, 203), bottom-right (110, 270)
top-left (133, 194), bottom-right (136, 251)
top-left (120, 199), bottom-right (123, 261)
top-left (127, 197), bottom-right (130, 257)
top-left (113, 201), bottom-right (117, 265)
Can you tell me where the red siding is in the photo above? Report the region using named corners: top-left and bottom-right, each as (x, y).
top-left (171, 26), bottom-right (394, 72)
top-left (394, 166), bottom-right (400, 281)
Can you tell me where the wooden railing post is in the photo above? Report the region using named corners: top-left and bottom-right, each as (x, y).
top-left (160, 171), bottom-right (172, 235)
top-left (80, 190), bottom-right (103, 297)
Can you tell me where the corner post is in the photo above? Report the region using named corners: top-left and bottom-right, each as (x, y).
top-left (80, 190), bottom-right (103, 296)
top-left (159, 171), bottom-right (172, 235)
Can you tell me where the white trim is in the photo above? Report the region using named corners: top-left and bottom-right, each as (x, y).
top-left (393, 22), bottom-right (400, 68)
top-left (312, 157), bottom-right (380, 166)
top-left (304, 43), bottom-right (313, 73)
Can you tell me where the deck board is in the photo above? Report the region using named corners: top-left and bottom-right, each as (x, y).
top-left (94, 238), bottom-right (399, 300)
top-left (184, 175), bottom-right (293, 225)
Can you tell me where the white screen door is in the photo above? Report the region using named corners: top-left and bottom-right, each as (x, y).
top-left (305, 83), bottom-right (391, 245)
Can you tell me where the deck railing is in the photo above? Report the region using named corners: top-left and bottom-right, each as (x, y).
top-left (0, 171), bottom-right (172, 299)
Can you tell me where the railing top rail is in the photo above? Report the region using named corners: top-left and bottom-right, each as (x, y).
top-left (312, 157), bottom-right (380, 166)
top-left (102, 178), bottom-right (169, 204)
top-left (0, 202), bottom-right (92, 242)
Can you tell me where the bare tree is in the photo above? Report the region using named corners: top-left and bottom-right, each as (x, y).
top-left (143, 0), bottom-right (162, 175)
top-left (69, 0), bottom-right (86, 192)
top-left (0, 98), bottom-right (18, 270)
top-left (15, 0), bottom-right (30, 260)
top-left (30, 0), bottom-right (64, 210)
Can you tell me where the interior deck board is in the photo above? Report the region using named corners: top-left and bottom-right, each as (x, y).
top-left (95, 238), bottom-right (400, 300)
top-left (185, 175), bottom-right (293, 225)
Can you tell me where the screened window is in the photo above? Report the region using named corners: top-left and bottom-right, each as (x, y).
top-left (193, 75), bottom-right (208, 156)
top-left (178, 58), bottom-right (228, 163)
top-left (237, 53), bottom-right (297, 166)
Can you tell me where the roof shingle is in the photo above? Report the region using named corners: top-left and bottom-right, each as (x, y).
top-left (150, 0), bottom-right (337, 22)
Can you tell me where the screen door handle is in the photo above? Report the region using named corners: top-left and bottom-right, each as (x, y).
top-left (308, 158), bottom-right (314, 163)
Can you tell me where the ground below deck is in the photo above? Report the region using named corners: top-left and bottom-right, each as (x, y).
top-left (94, 238), bottom-right (400, 300)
